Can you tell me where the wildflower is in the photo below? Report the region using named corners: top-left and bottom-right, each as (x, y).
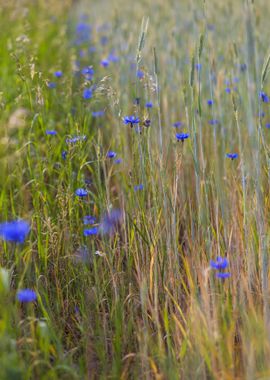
top-left (75, 188), bottom-right (88, 197)
top-left (207, 99), bottom-right (214, 106)
top-left (123, 115), bottom-right (140, 128)
top-left (226, 153), bottom-right (238, 160)
top-left (108, 52), bottom-right (119, 62)
top-left (99, 209), bottom-right (122, 235)
top-left (173, 121), bottom-right (183, 128)
top-left (145, 102), bottom-right (153, 108)
top-left (84, 227), bottom-right (99, 236)
top-left (195, 63), bottom-right (202, 71)
top-left (81, 66), bottom-right (94, 80)
top-left (46, 130), bottom-right (57, 135)
top-left (143, 119), bottom-right (151, 127)
top-left (175, 133), bottom-right (189, 142)
top-left (62, 151), bottom-right (67, 160)
top-left (134, 184), bottom-right (144, 191)
top-left (134, 97), bottom-right (140, 105)
top-left (259, 91), bottom-right (269, 103)
top-left (137, 70), bottom-right (144, 79)
top-left (114, 158), bottom-right (122, 164)
top-left (225, 87), bottom-right (231, 94)
top-left (83, 216), bottom-right (96, 225)
top-left (47, 82), bottom-right (56, 89)
top-left (210, 256), bottom-right (228, 270)
top-left (208, 119), bottom-right (219, 125)
top-left (0, 220), bottom-right (30, 243)
top-left (66, 135), bottom-right (86, 144)
top-left (266, 123), bottom-right (270, 128)
top-left (216, 272), bottom-right (231, 279)
top-left (92, 110), bottom-right (104, 117)
top-left (17, 289), bottom-right (37, 303)
top-left (107, 151), bottom-right (117, 158)
top-left (83, 88), bottom-right (93, 99)
top-left (100, 59), bottom-right (109, 68)
top-left (54, 71), bottom-right (63, 78)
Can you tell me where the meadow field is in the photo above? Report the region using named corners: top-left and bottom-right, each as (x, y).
top-left (1, 0), bottom-right (270, 378)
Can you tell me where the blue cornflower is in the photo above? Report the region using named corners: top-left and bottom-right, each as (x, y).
top-left (99, 209), bottom-right (122, 235)
top-left (84, 227), bottom-right (99, 236)
top-left (83, 216), bottom-right (96, 225)
top-left (266, 123), bottom-right (270, 128)
top-left (62, 151), bottom-right (67, 160)
top-left (225, 87), bottom-right (231, 94)
top-left (83, 88), bottom-right (93, 99)
top-left (216, 272), bottom-right (231, 279)
top-left (114, 158), bottom-right (122, 164)
top-left (195, 63), bottom-right (202, 71)
top-left (137, 70), bottom-right (144, 79)
top-left (175, 133), bottom-right (189, 142)
top-left (173, 121), bottom-right (183, 128)
top-left (226, 153), bottom-right (238, 160)
top-left (100, 59), bottom-right (109, 68)
top-left (123, 116), bottom-right (140, 128)
top-left (134, 184), bottom-right (144, 191)
top-left (210, 256), bottom-right (228, 270)
top-left (89, 46), bottom-right (96, 53)
top-left (0, 220), bottom-right (30, 243)
top-left (47, 82), bottom-right (56, 89)
top-left (46, 130), bottom-right (57, 135)
top-left (108, 52), bottom-right (119, 62)
top-left (259, 91), bottom-right (269, 103)
top-left (107, 151), bottom-right (117, 158)
top-left (17, 289), bottom-right (37, 303)
top-left (208, 119), bottom-right (219, 125)
top-left (92, 110), bottom-right (104, 117)
top-left (81, 66), bottom-right (94, 80)
top-left (145, 102), bottom-right (153, 108)
top-left (66, 135), bottom-right (86, 144)
top-left (54, 71), bottom-right (63, 78)
top-left (207, 99), bottom-right (214, 106)
top-left (75, 188), bottom-right (88, 197)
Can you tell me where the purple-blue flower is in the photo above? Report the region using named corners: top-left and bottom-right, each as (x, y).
top-left (46, 130), bottom-right (57, 135)
top-left (216, 272), bottom-right (231, 279)
top-left (114, 158), bottom-right (122, 164)
top-left (176, 133), bottom-right (189, 142)
top-left (134, 184), bottom-right (144, 191)
top-left (173, 121), bottom-right (183, 128)
top-left (145, 102), bottom-right (153, 108)
top-left (83, 216), bottom-right (96, 225)
top-left (0, 220), bottom-right (30, 243)
top-left (137, 70), bottom-right (144, 79)
top-left (92, 110), bottom-right (104, 117)
top-left (210, 256), bottom-right (228, 270)
top-left (226, 153), bottom-right (238, 160)
top-left (99, 209), bottom-right (122, 235)
top-left (75, 188), bottom-right (88, 197)
top-left (17, 289), bottom-right (37, 303)
top-left (47, 82), bottom-right (56, 89)
top-left (84, 227), bottom-right (99, 236)
top-left (123, 116), bottom-right (140, 128)
top-left (54, 71), bottom-right (63, 78)
top-left (207, 99), bottom-right (214, 106)
top-left (107, 151), bottom-right (117, 158)
top-left (100, 59), bottom-right (109, 68)
top-left (259, 91), bottom-right (269, 103)
top-left (66, 135), bottom-right (86, 144)
top-left (83, 88), bottom-right (93, 99)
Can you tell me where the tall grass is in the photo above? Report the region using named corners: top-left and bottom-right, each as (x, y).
top-left (0, 0), bottom-right (270, 378)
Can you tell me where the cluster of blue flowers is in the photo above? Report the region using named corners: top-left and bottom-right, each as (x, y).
top-left (210, 257), bottom-right (231, 279)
